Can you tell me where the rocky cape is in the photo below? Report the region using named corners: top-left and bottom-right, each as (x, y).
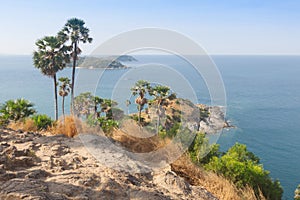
top-left (0, 128), bottom-right (218, 200)
top-left (70, 55), bottom-right (137, 69)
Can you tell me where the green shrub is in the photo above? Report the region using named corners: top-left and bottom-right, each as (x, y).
top-left (188, 132), bottom-right (220, 164)
top-left (0, 99), bottom-right (36, 124)
top-left (205, 143), bottom-right (283, 200)
top-left (98, 117), bottom-right (118, 133)
top-left (31, 114), bottom-right (53, 130)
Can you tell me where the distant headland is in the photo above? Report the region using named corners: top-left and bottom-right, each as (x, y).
top-left (70, 55), bottom-right (137, 69)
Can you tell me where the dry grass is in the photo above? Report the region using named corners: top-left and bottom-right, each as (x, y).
top-left (8, 115), bottom-right (101, 138)
top-left (171, 154), bottom-right (266, 200)
top-left (49, 115), bottom-right (78, 137)
top-left (49, 115), bottom-right (102, 138)
top-left (111, 128), bottom-right (170, 153)
top-left (8, 118), bottom-right (38, 132)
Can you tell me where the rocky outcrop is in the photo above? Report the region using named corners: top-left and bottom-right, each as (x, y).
top-left (197, 106), bottom-right (231, 134)
top-left (161, 99), bottom-right (232, 134)
top-left (0, 128), bottom-right (218, 200)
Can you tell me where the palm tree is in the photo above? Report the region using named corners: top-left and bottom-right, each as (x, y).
top-left (33, 36), bottom-right (70, 120)
top-left (131, 80), bottom-right (151, 126)
top-left (0, 99), bottom-right (36, 122)
top-left (58, 77), bottom-right (71, 117)
top-left (149, 85), bottom-right (170, 133)
top-left (58, 18), bottom-right (93, 113)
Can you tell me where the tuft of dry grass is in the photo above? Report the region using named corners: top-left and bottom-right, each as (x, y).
top-left (48, 115), bottom-right (102, 138)
top-left (8, 118), bottom-right (38, 132)
top-left (111, 128), bottom-right (170, 153)
top-left (49, 115), bottom-right (78, 137)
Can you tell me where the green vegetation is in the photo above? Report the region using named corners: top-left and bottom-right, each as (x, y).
top-left (205, 143), bottom-right (283, 199)
top-left (97, 117), bottom-right (118, 134)
top-left (31, 114), bottom-right (53, 130)
top-left (188, 132), bottom-right (220, 165)
top-left (74, 92), bottom-right (120, 134)
top-left (0, 99), bottom-right (36, 126)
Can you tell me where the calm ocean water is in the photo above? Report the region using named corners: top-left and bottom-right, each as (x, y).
top-left (0, 55), bottom-right (299, 199)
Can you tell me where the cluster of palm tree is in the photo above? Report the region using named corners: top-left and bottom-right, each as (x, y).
top-left (130, 80), bottom-right (171, 133)
top-left (33, 18), bottom-right (92, 120)
top-left (72, 92), bottom-right (121, 133)
top-left (73, 92), bottom-right (119, 120)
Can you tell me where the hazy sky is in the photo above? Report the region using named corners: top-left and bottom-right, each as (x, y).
top-left (1, 0), bottom-right (300, 55)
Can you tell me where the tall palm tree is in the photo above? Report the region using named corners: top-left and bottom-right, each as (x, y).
top-left (33, 36), bottom-right (70, 120)
top-left (58, 18), bottom-right (93, 113)
top-left (58, 77), bottom-right (71, 117)
top-left (149, 85), bottom-right (170, 133)
top-left (131, 80), bottom-right (151, 126)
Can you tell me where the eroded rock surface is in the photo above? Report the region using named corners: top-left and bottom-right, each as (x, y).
top-left (0, 128), bottom-right (218, 200)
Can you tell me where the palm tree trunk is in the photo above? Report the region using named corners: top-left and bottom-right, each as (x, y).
top-left (53, 74), bottom-right (58, 121)
top-left (70, 42), bottom-right (77, 114)
top-left (62, 96), bottom-right (65, 117)
top-left (138, 105), bottom-right (141, 126)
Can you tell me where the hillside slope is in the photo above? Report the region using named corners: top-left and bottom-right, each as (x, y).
top-left (0, 128), bottom-right (217, 200)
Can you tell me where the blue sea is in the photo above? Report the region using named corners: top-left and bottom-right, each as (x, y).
top-left (0, 55), bottom-right (299, 199)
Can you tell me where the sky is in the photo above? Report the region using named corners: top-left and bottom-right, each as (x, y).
top-left (0, 0), bottom-right (300, 55)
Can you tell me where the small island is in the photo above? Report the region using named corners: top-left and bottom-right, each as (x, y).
top-left (71, 55), bottom-right (137, 69)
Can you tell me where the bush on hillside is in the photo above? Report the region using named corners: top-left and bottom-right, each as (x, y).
top-left (98, 117), bottom-right (118, 134)
top-left (31, 114), bottom-right (53, 130)
top-left (205, 143), bottom-right (283, 200)
top-left (188, 132), bottom-right (220, 165)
